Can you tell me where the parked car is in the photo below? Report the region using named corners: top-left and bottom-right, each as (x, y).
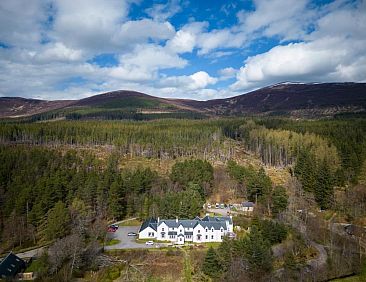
top-left (110, 224), bottom-right (119, 229)
top-left (215, 203), bottom-right (219, 208)
top-left (128, 232), bottom-right (137, 236)
top-left (145, 241), bottom-right (154, 245)
top-left (107, 226), bottom-right (117, 232)
top-left (207, 203), bottom-right (211, 209)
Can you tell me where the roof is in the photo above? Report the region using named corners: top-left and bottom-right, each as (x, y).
top-left (0, 252), bottom-right (26, 278)
top-left (168, 231), bottom-right (177, 235)
top-left (242, 201), bottom-right (255, 207)
top-left (177, 234), bottom-right (184, 237)
top-left (185, 231), bottom-right (193, 235)
top-left (141, 216), bottom-right (232, 233)
top-left (159, 219), bottom-right (198, 229)
top-left (139, 218), bottom-right (158, 232)
top-left (199, 221), bottom-right (227, 230)
top-left (202, 215), bottom-right (233, 225)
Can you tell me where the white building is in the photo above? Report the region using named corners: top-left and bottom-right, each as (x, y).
top-left (241, 201), bottom-right (255, 214)
top-left (138, 215), bottom-right (233, 244)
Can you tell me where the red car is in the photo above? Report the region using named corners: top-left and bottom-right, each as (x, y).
top-left (107, 226), bottom-right (117, 232)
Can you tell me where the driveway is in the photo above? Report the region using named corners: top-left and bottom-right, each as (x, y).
top-left (207, 208), bottom-right (238, 216)
top-left (104, 226), bottom-right (168, 250)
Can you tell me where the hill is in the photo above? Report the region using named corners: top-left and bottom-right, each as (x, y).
top-left (0, 82), bottom-right (365, 119)
top-left (183, 82), bottom-right (366, 117)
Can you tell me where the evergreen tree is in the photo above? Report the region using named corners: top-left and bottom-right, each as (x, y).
top-left (202, 247), bottom-right (222, 278)
top-left (315, 160), bottom-right (334, 209)
top-left (46, 201), bottom-right (70, 240)
top-left (271, 186), bottom-right (288, 215)
top-left (244, 226), bottom-right (273, 275)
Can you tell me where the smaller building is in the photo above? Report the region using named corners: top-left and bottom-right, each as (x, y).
top-left (0, 252), bottom-right (26, 280)
top-left (241, 201), bottom-right (255, 214)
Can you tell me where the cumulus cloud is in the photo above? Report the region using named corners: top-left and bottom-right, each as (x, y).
top-left (145, 0), bottom-right (182, 21)
top-left (0, 0), bottom-right (365, 100)
top-left (159, 71), bottom-right (218, 90)
top-left (231, 0), bottom-right (366, 91)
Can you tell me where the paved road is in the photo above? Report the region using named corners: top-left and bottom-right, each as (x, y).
top-left (16, 246), bottom-right (46, 259)
top-left (104, 226), bottom-right (169, 250)
top-left (206, 208), bottom-right (238, 216)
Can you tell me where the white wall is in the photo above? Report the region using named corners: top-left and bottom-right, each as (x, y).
top-left (138, 226), bottom-right (156, 239)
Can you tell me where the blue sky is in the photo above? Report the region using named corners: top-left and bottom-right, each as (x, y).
top-left (0, 0), bottom-right (365, 100)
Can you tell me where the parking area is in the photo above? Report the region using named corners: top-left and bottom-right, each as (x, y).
top-left (104, 226), bottom-right (168, 250)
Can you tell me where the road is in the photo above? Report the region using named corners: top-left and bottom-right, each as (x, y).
top-left (16, 246), bottom-right (46, 259)
top-left (206, 208), bottom-right (239, 216)
top-left (104, 226), bottom-right (169, 250)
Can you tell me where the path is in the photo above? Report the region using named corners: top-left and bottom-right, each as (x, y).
top-left (104, 226), bottom-right (169, 250)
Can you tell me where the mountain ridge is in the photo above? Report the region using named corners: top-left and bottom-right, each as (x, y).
top-left (1, 82), bottom-right (365, 119)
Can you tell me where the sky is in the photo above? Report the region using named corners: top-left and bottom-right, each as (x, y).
top-left (0, 0), bottom-right (365, 101)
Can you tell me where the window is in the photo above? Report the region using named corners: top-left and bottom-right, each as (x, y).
top-left (198, 229), bottom-right (200, 233)
top-left (161, 233), bottom-right (165, 238)
top-left (162, 227), bottom-right (165, 231)
top-left (206, 235), bottom-right (208, 239)
top-left (211, 235), bottom-right (214, 239)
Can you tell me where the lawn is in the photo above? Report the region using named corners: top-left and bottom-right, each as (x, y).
top-left (105, 239), bottom-right (120, 246)
top-left (120, 219), bottom-right (142, 226)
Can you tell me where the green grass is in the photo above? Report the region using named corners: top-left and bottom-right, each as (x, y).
top-left (183, 249), bottom-right (192, 282)
top-left (332, 276), bottom-right (363, 281)
top-left (105, 239), bottom-right (120, 246)
top-left (120, 219), bottom-right (142, 226)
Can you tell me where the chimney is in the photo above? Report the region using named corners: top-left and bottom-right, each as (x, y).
top-left (158, 217), bottom-right (160, 223)
top-left (176, 217), bottom-right (178, 223)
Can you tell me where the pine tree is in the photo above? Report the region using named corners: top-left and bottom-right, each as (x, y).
top-left (46, 201), bottom-right (70, 240)
top-left (315, 160), bottom-right (334, 209)
top-left (271, 186), bottom-right (288, 215)
top-left (244, 226), bottom-right (273, 275)
top-left (202, 247), bottom-right (222, 278)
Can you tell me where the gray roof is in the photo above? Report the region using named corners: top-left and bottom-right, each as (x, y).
top-left (168, 231), bottom-right (177, 235)
top-left (185, 231), bottom-right (193, 235)
top-left (199, 221), bottom-right (227, 230)
top-left (139, 218), bottom-right (157, 232)
top-left (202, 215), bottom-right (233, 225)
top-left (242, 201), bottom-right (255, 207)
top-left (143, 216), bottom-right (232, 232)
top-left (159, 219), bottom-right (198, 229)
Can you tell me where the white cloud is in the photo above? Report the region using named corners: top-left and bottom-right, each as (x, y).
top-left (36, 42), bottom-right (84, 62)
top-left (219, 67), bottom-right (237, 80)
top-left (113, 19), bottom-right (175, 46)
top-left (51, 0), bottom-right (128, 51)
top-left (159, 71), bottom-right (218, 90)
top-left (231, 0), bottom-right (366, 91)
top-left (238, 0), bottom-right (313, 40)
top-left (109, 44), bottom-right (187, 82)
top-left (145, 0), bottom-right (182, 21)
top-left (0, 0), bottom-right (46, 47)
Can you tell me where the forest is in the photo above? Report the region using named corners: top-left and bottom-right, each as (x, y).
top-left (0, 116), bottom-right (365, 281)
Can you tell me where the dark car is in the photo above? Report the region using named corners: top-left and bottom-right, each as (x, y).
top-left (127, 232), bottom-right (137, 236)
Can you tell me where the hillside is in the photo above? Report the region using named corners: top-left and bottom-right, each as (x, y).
top-left (183, 82), bottom-right (366, 117)
top-left (1, 83), bottom-right (365, 119)
top-left (0, 97), bottom-right (73, 118)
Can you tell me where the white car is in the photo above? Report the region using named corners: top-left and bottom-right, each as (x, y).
top-left (145, 241), bottom-right (154, 245)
